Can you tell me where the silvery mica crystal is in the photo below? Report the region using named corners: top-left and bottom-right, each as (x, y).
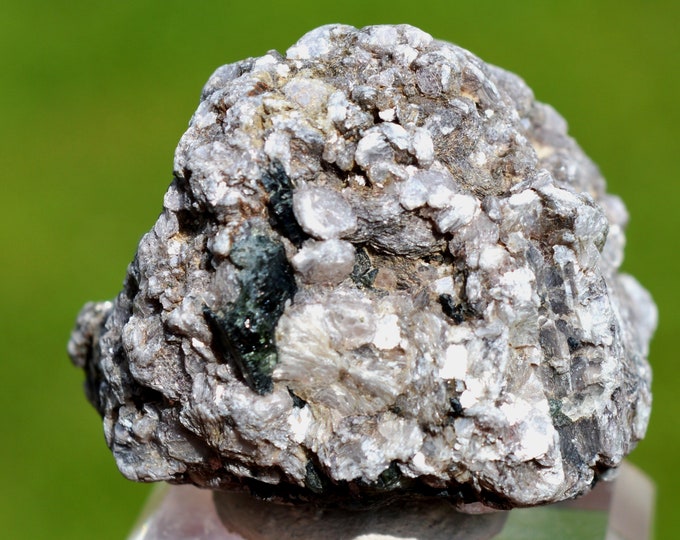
top-left (69, 24), bottom-right (656, 510)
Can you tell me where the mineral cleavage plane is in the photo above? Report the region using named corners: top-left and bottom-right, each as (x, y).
top-left (69, 24), bottom-right (656, 510)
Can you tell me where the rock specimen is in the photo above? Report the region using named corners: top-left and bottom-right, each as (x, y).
top-left (69, 24), bottom-right (656, 510)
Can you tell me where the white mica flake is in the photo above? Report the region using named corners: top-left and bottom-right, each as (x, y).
top-left (508, 189), bottom-right (539, 208)
top-left (287, 405), bottom-right (313, 444)
top-left (378, 108), bottom-right (396, 122)
top-left (426, 184), bottom-right (456, 209)
top-left (432, 276), bottom-right (455, 296)
top-left (537, 184), bottom-right (581, 215)
top-left (361, 24), bottom-right (399, 51)
top-left (209, 229), bottom-right (232, 257)
top-left (574, 203), bottom-right (608, 246)
top-left (323, 295), bottom-right (376, 350)
top-left (459, 378), bottom-right (485, 409)
top-left (286, 24), bottom-right (338, 60)
top-left (478, 245), bottom-right (508, 271)
top-left (394, 43), bottom-right (419, 65)
top-left (446, 325), bottom-right (473, 344)
top-left (274, 303), bottom-right (340, 385)
top-left (350, 174), bottom-right (366, 187)
top-left (252, 54), bottom-right (279, 69)
top-left (283, 77), bottom-right (332, 114)
top-left (380, 122), bottom-right (410, 150)
top-left (469, 151), bottom-right (487, 167)
top-left (412, 127), bottom-right (435, 166)
top-left (500, 397), bottom-right (554, 462)
top-left (498, 267), bottom-right (536, 305)
top-left (553, 244), bottom-right (577, 269)
top-left (275, 63), bottom-right (290, 78)
top-left (192, 104), bottom-right (217, 129)
top-left (373, 314), bottom-right (402, 350)
top-left (400, 169), bottom-right (456, 209)
top-left (327, 91), bottom-right (349, 123)
top-left (398, 175), bottom-right (429, 210)
top-left (435, 194), bottom-right (478, 233)
top-left (439, 344), bottom-right (468, 380)
top-left (618, 274), bottom-right (658, 349)
top-left (264, 131), bottom-right (291, 170)
top-left (292, 186), bottom-right (357, 239)
top-left (575, 297), bottom-right (614, 346)
top-left (355, 129), bottom-right (393, 167)
top-left (411, 451), bottom-right (437, 475)
top-left (291, 239), bottom-right (355, 284)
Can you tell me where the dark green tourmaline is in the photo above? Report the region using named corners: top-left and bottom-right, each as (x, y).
top-left (261, 162), bottom-right (309, 247)
top-left (205, 234), bottom-right (297, 394)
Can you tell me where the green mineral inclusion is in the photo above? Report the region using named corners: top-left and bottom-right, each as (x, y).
top-left (205, 233), bottom-right (297, 394)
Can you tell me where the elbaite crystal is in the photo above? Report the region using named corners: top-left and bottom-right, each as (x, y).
top-left (69, 24), bottom-right (655, 510)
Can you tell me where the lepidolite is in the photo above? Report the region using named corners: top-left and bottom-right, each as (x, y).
top-left (69, 24), bottom-right (656, 509)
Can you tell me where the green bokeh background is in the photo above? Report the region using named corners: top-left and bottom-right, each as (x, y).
top-left (1, 1), bottom-right (677, 538)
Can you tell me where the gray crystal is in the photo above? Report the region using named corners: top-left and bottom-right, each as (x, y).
top-left (69, 24), bottom-right (655, 510)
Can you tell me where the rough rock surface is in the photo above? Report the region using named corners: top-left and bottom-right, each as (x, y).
top-left (69, 24), bottom-right (656, 510)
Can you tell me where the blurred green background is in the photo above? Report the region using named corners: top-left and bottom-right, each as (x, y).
top-left (1, 1), bottom-right (677, 538)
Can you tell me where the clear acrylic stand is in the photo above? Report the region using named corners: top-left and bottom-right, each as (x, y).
top-left (129, 461), bottom-right (653, 540)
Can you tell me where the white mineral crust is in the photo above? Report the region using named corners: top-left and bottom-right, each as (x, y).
top-left (69, 24), bottom-right (655, 510)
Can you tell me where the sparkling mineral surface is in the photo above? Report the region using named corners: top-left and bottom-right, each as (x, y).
top-left (69, 24), bottom-right (656, 510)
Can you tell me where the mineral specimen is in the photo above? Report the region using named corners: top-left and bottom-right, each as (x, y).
top-left (69, 24), bottom-right (656, 510)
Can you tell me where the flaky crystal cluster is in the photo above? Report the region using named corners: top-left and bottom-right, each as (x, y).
top-left (69, 24), bottom-right (655, 509)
